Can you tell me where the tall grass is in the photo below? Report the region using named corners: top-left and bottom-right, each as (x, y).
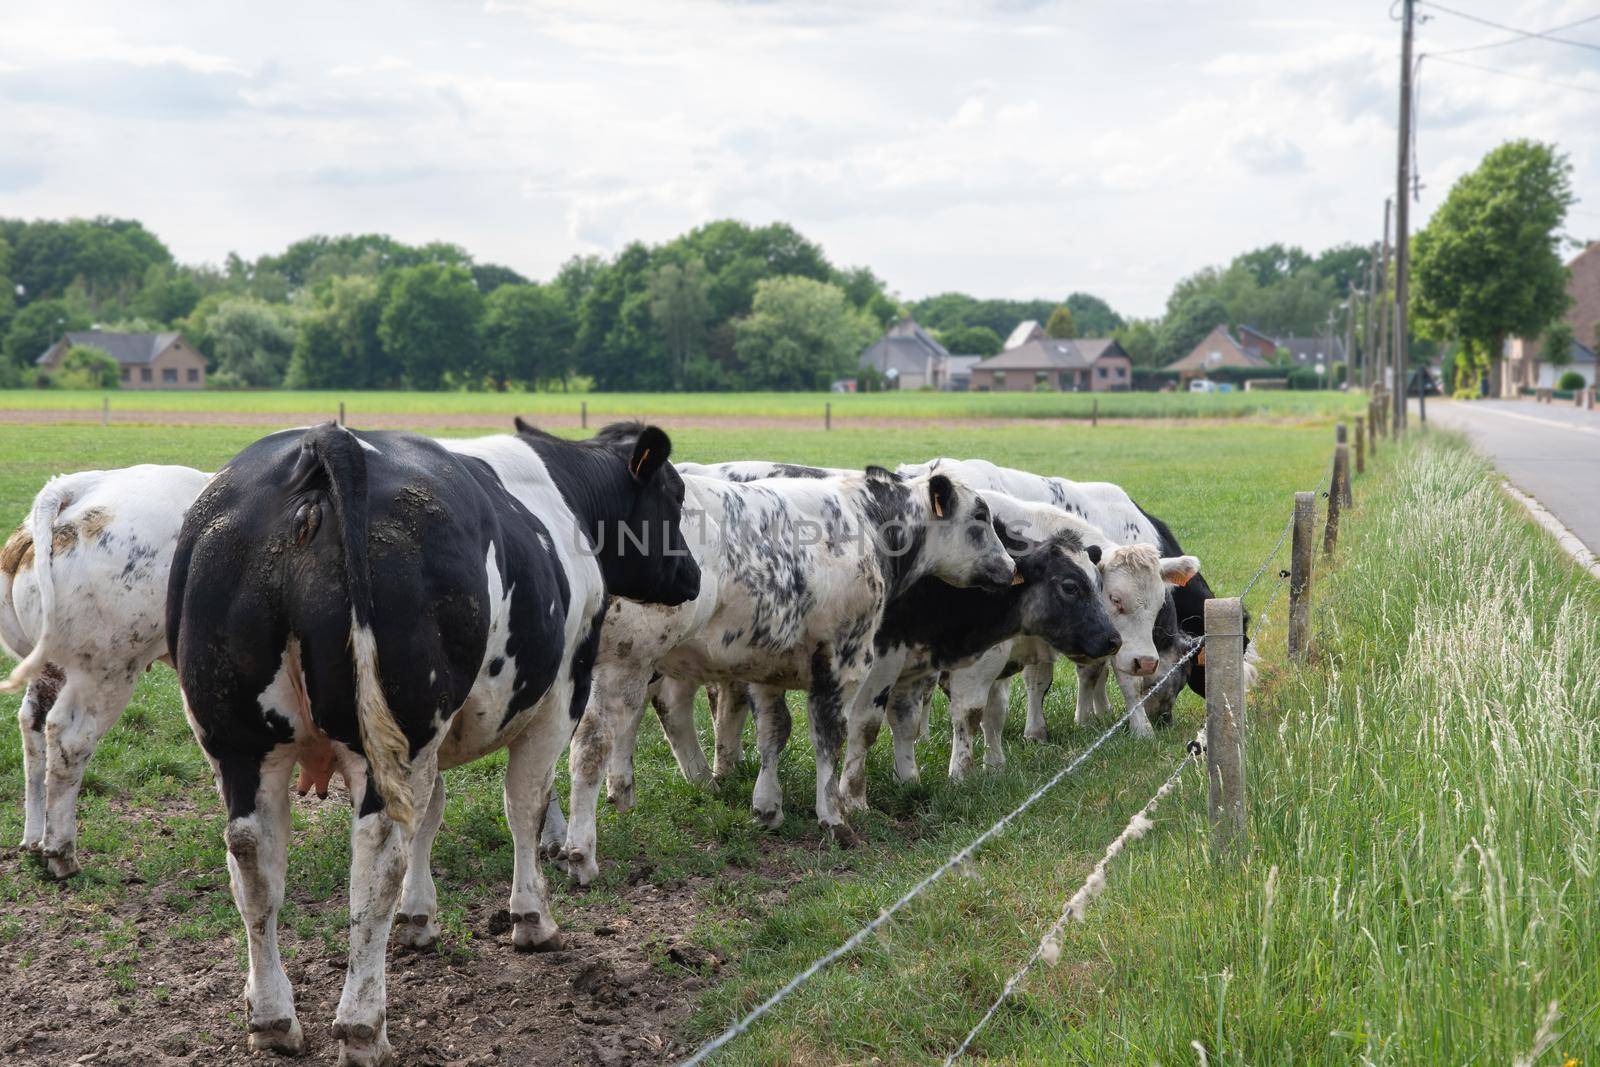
top-left (1032, 435), bottom-right (1600, 1063)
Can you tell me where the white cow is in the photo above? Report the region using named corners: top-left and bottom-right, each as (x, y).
top-left (0, 465), bottom-right (211, 878)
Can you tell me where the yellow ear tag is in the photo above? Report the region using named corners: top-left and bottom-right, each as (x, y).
top-left (632, 448), bottom-right (651, 477)
top-left (1010, 572), bottom-right (1024, 586)
top-left (932, 496), bottom-right (944, 518)
top-left (1196, 647), bottom-right (1206, 667)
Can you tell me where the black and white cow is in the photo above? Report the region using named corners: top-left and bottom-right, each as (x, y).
top-left (0, 465), bottom-right (210, 878)
top-left (167, 420), bottom-right (699, 1065)
top-left (898, 459), bottom-right (1206, 738)
top-left (636, 465), bottom-right (1014, 845)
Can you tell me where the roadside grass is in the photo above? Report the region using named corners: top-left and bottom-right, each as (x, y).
top-left (685, 433), bottom-right (1600, 1065)
top-left (2, 415), bottom-right (1340, 1055)
top-left (0, 386), bottom-right (1365, 422)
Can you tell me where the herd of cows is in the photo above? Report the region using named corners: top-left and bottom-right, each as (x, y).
top-left (0, 418), bottom-right (1238, 1066)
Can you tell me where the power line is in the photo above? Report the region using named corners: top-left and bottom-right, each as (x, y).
top-left (1429, 12), bottom-right (1600, 57)
top-left (1427, 54), bottom-right (1600, 97)
top-left (1418, 1), bottom-right (1600, 53)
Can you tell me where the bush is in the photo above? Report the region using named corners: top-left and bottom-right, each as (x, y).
top-left (51, 345), bottom-right (120, 390)
top-left (1287, 367), bottom-right (1323, 390)
top-left (1558, 370), bottom-right (1586, 391)
top-left (1452, 387), bottom-right (1479, 401)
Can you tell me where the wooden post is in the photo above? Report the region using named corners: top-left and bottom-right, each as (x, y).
top-left (101, 397), bottom-right (109, 427)
top-left (1205, 596), bottom-right (1247, 856)
top-left (1335, 424), bottom-right (1352, 508)
top-left (338, 401), bottom-right (345, 427)
top-left (581, 401), bottom-right (588, 430)
top-left (825, 401), bottom-right (832, 431)
top-left (1367, 404), bottom-right (1377, 457)
top-left (1288, 491), bottom-right (1314, 661)
top-left (1354, 416), bottom-right (1365, 475)
top-left (1324, 445), bottom-right (1347, 555)
top-left (1091, 397), bottom-right (1099, 428)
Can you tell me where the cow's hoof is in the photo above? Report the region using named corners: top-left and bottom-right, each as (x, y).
top-left (246, 1015), bottom-right (305, 1056)
top-left (837, 791), bottom-right (868, 815)
top-left (19, 837), bottom-right (42, 854)
top-left (511, 911), bottom-right (562, 952)
top-left (1023, 727), bottom-right (1048, 743)
top-left (821, 821), bottom-right (859, 849)
top-left (42, 849), bottom-right (80, 880)
top-left (392, 911), bottom-right (437, 950)
top-left (606, 782), bottom-right (635, 812)
top-left (333, 1021), bottom-right (391, 1067)
top-left (948, 762), bottom-right (972, 783)
top-left (1129, 721), bottom-right (1154, 740)
top-left (751, 805), bottom-right (783, 830)
top-left (983, 753), bottom-right (1006, 771)
top-left (565, 849), bottom-right (599, 888)
top-left (537, 838), bottom-right (564, 861)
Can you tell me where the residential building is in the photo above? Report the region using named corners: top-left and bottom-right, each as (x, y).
top-left (1505, 241), bottom-right (1600, 392)
top-left (968, 337), bottom-right (1133, 392)
top-left (1165, 324), bottom-right (1271, 385)
top-left (37, 330), bottom-right (207, 389)
top-left (859, 318), bottom-right (967, 390)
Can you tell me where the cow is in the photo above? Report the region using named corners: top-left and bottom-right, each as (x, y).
top-left (897, 459), bottom-right (1206, 738)
top-left (0, 464), bottom-right (211, 879)
top-left (572, 464), bottom-right (1015, 858)
top-left (167, 420), bottom-right (699, 1065)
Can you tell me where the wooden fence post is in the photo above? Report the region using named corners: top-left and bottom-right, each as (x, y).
top-left (1324, 444), bottom-right (1347, 555)
top-left (581, 401), bottom-right (588, 430)
top-left (1368, 401), bottom-right (1378, 457)
top-left (825, 401), bottom-right (832, 431)
top-left (1288, 491), bottom-right (1314, 661)
top-left (1091, 397), bottom-right (1099, 428)
top-left (101, 397), bottom-right (109, 427)
top-left (338, 401), bottom-right (345, 427)
top-left (1205, 596), bottom-right (1247, 856)
top-left (1335, 424), bottom-right (1352, 508)
top-left (1354, 416), bottom-right (1365, 475)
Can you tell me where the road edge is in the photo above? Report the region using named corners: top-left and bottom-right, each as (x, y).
top-left (1499, 479), bottom-right (1600, 582)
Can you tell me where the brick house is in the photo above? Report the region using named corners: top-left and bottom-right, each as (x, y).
top-left (37, 330), bottom-right (207, 389)
top-left (1504, 241), bottom-right (1600, 392)
top-left (1165, 324), bottom-right (1272, 385)
top-left (968, 337), bottom-right (1133, 392)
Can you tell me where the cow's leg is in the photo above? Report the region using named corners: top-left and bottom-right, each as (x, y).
top-left (652, 677), bottom-right (711, 786)
top-left (540, 793), bottom-right (567, 860)
top-left (749, 685), bottom-right (791, 829)
top-left (334, 759), bottom-right (428, 1067)
top-left (40, 672), bottom-right (135, 878)
top-left (810, 653), bottom-right (864, 845)
top-left (1075, 661), bottom-right (1110, 726)
top-left (602, 682), bottom-right (651, 814)
top-left (711, 683), bottom-right (751, 782)
top-left (17, 666), bottom-right (64, 852)
top-left (566, 672), bottom-right (637, 887)
top-left (505, 711), bottom-right (568, 952)
top-left (839, 657), bottom-right (899, 814)
top-left (886, 677), bottom-right (933, 784)
top-left (1115, 670), bottom-right (1155, 739)
top-left (1022, 660), bottom-right (1054, 742)
top-left (220, 745), bottom-right (304, 1056)
top-left (946, 668), bottom-right (992, 781)
top-left (981, 679), bottom-right (1011, 770)
top-left (393, 771), bottom-right (445, 949)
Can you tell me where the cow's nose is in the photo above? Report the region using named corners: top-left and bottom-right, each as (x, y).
top-left (1100, 633), bottom-right (1121, 658)
top-left (1131, 655), bottom-right (1157, 676)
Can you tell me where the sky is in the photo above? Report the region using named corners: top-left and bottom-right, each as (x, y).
top-left (1, 0), bottom-right (1596, 318)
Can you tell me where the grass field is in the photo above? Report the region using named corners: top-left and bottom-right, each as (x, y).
top-left (3, 413), bottom-right (1585, 1062)
top-left (0, 386), bottom-right (1366, 423)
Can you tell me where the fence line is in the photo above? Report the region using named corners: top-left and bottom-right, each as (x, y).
top-left (943, 726), bottom-right (1207, 1065)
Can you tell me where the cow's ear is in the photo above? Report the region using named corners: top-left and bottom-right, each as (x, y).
top-left (628, 426), bottom-right (672, 483)
top-left (993, 516), bottom-right (1032, 554)
top-left (1160, 555), bottom-right (1200, 586)
top-left (1086, 543), bottom-right (1103, 566)
top-left (514, 416), bottom-right (536, 434)
top-left (928, 474), bottom-right (956, 519)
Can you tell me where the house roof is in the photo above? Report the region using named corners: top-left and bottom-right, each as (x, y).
top-left (1003, 320), bottom-right (1043, 350)
top-left (944, 355), bottom-right (983, 378)
top-left (1514, 241), bottom-right (1600, 365)
top-left (1237, 324), bottom-right (1276, 349)
top-left (972, 337), bottom-right (1127, 372)
top-left (39, 330), bottom-right (182, 366)
top-left (1165, 325), bottom-right (1272, 371)
top-left (1276, 336), bottom-right (1347, 366)
top-left (859, 318), bottom-right (950, 377)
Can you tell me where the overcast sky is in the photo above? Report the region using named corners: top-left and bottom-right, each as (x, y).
top-left (1, 1), bottom-right (1596, 317)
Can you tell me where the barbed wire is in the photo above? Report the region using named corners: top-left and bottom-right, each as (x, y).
top-left (942, 725), bottom-right (1207, 1064)
top-left (676, 639), bottom-right (1204, 1067)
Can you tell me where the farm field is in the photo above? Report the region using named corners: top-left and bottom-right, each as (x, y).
top-left (0, 387), bottom-right (1366, 425)
top-left (2, 414), bottom-right (1587, 1064)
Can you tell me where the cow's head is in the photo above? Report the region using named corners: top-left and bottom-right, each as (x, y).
top-left (1007, 532), bottom-right (1121, 663)
top-left (1135, 593), bottom-right (1195, 727)
top-left (1095, 544), bottom-right (1200, 679)
top-left (889, 469), bottom-right (1016, 591)
top-left (568, 420), bottom-right (701, 607)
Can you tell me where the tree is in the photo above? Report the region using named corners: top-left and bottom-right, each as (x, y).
top-left (1156, 295), bottom-right (1228, 363)
top-left (196, 298), bottom-right (299, 387)
top-left (939, 324), bottom-right (1003, 356)
top-left (3, 297), bottom-right (89, 368)
top-left (1112, 319), bottom-right (1161, 368)
top-left (1064, 292), bottom-right (1124, 336)
top-left (52, 345), bottom-right (120, 389)
top-left (285, 275), bottom-right (385, 389)
top-left (734, 276), bottom-right (876, 391)
top-left (130, 264), bottom-right (204, 324)
top-left (1234, 243), bottom-right (1312, 288)
top-left (647, 258), bottom-right (711, 388)
top-left (379, 263), bottom-right (485, 390)
top-left (1411, 140), bottom-right (1575, 381)
top-left (1044, 306), bottom-right (1076, 338)
top-left (1542, 320), bottom-right (1574, 368)
top-left (482, 283), bottom-right (575, 391)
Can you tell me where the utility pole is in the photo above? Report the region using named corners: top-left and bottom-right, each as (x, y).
top-left (1395, 0), bottom-right (1416, 429)
top-left (1362, 241), bottom-right (1379, 391)
top-left (1344, 288), bottom-right (1356, 389)
top-left (1378, 199), bottom-right (1392, 399)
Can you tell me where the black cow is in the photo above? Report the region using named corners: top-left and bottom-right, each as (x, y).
top-left (167, 420), bottom-right (698, 1065)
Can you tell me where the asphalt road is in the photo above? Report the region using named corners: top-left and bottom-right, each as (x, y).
top-left (1420, 398), bottom-right (1600, 558)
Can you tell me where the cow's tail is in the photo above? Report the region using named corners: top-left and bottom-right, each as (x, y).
top-left (300, 423), bottom-right (414, 828)
top-left (0, 475), bottom-right (77, 692)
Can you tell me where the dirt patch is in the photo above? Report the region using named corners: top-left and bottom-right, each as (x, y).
top-left (0, 853), bottom-right (734, 1066)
